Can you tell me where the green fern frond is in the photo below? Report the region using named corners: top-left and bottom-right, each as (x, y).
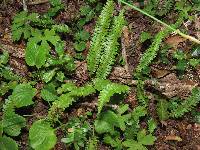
top-left (156, 99), bottom-right (169, 120)
top-left (70, 84), bottom-right (96, 97)
top-left (96, 11), bottom-right (125, 79)
top-left (98, 82), bottom-right (129, 114)
top-left (136, 80), bottom-right (149, 106)
top-left (87, 0), bottom-right (114, 75)
top-left (93, 78), bottom-right (111, 91)
top-left (135, 29), bottom-right (169, 78)
top-left (170, 88), bottom-right (200, 118)
top-left (48, 84), bottom-right (95, 120)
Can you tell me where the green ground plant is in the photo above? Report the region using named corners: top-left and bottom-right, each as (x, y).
top-left (1, 0), bottom-right (200, 149)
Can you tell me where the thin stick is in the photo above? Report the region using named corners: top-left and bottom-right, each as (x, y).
top-left (119, 0), bottom-right (200, 44)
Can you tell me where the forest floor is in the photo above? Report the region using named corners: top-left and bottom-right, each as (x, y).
top-left (0, 0), bottom-right (200, 150)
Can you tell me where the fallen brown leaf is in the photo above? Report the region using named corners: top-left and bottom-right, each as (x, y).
top-left (165, 135), bottom-right (182, 142)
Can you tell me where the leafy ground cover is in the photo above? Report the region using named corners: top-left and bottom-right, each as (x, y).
top-left (0, 0), bottom-right (200, 149)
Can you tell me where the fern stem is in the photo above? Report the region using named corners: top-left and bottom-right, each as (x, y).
top-left (119, 0), bottom-right (200, 44)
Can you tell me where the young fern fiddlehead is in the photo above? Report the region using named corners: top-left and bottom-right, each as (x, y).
top-left (87, 0), bottom-right (114, 75)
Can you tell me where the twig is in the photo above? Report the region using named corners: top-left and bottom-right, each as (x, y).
top-left (80, 102), bottom-right (119, 110)
top-left (119, 0), bottom-right (200, 44)
top-left (121, 26), bottom-right (130, 73)
top-left (27, 0), bottom-right (49, 5)
top-left (22, 0), bottom-right (27, 11)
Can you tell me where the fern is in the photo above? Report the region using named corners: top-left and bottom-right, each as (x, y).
top-left (87, 0), bottom-right (114, 75)
top-left (98, 82), bottom-right (130, 114)
top-left (93, 79), bottom-right (130, 114)
top-left (156, 99), bottom-right (169, 121)
top-left (135, 29), bottom-right (169, 78)
top-left (170, 88), bottom-right (200, 118)
top-left (96, 11), bottom-right (125, 79)
top-left (48, 84), bottom-right (95, 120)
top-left (136, 80), bottom-right (149, 106)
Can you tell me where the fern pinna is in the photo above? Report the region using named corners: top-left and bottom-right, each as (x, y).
top-left (170, 88), bottom-right (200, 118)
top-left (87, 0), bottom-right (125, 79)
top-left (135, 29), bottom-right (170, 78)
top-left (87, 0), bottom-right (114, 75)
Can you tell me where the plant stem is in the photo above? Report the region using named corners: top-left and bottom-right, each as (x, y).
top-left (119, 0), bottom-right (200, 44)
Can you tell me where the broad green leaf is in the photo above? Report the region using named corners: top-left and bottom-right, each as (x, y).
top-left (94, 111), bottom-right (118, 134)
top-left (29, 120), bottom-right (57, 150)
top-left (2, 113), bottom-right (26, 136)
top-left (25, 39), bottom-right (50, 68)
top-left (0, 51), bottom-right (9, 65)
top-left (74, 41), bottom-right (86, 52)
top-left (52, 24), bottom-right (69, 33)
top-left (10, 83), bottom-right (36, 108)
top-left (0, 136), bottom-right (18, 150)
top-left (94, 119), bottom-right (114, 134)
top-left (44, 29), bottom-right (60, 46)
top-left (148, 118), bottom-right (157, 133)
top-left (42, 69), bottom-right (57, 83)
top-left (41, 89), bottom-right (58, 102)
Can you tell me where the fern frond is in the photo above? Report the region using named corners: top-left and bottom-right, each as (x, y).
top-left (135, 29), bottom-right (169, 77)
top-left (70, 84), bottom-right (96, 97)
top-left (98, 82), bottom-right (129, 114)
top-left (170, 88), bottom-right (200, 118)
top-left (87, 0), bottom-right (114, 75)
top-left (48, 84), bottom-right (95, 120)
top-left (136, 80), bottom-right (149, 106)
top-left (156, 99), bottom-right (169, 121)
top-left (96, 11), bottom-right (125, 79)
top-left (93, 78), bottom-right (111, 91)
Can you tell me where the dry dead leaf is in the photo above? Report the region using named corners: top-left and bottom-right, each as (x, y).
top-left (165, 35), bottom-right (186, 49)
top-left (165, 135), bottom-right (182, 142)
top-left (67, 128), bottom-right (74, 133)
top-left (151, 67), bottom-right (170, 78)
